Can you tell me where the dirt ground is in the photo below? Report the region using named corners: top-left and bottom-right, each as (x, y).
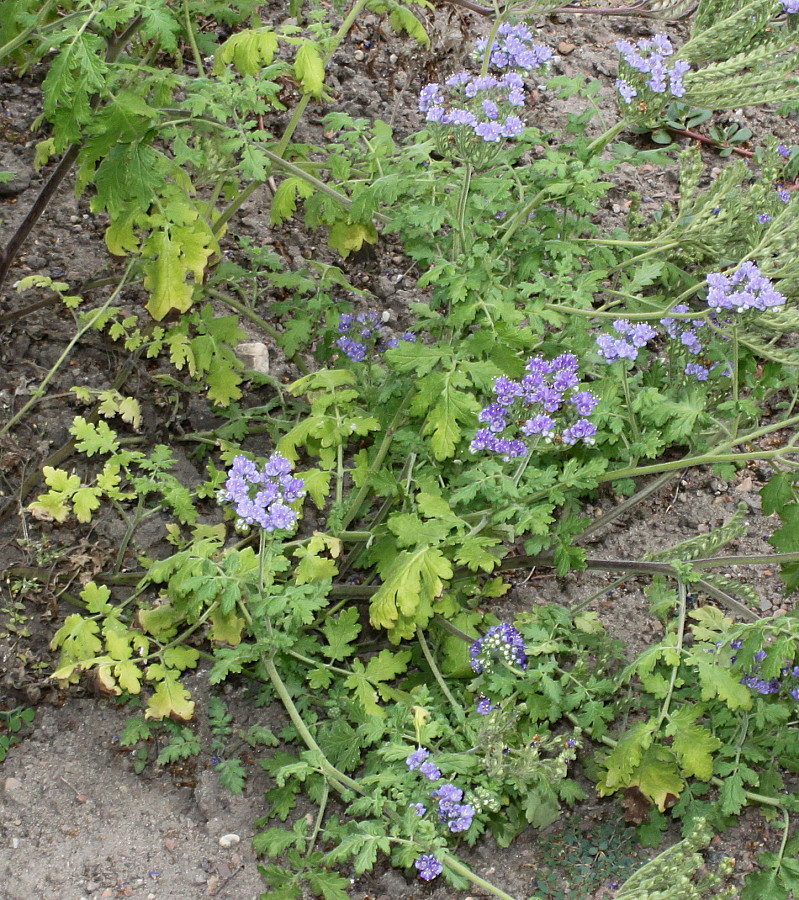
top-left (2, 3), bottom-right (799, 899)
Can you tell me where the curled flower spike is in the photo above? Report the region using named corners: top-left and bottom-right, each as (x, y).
top-left (469, 623), bottom-right (528, 674)
top-left (335, 311), bottom-right (413, 362)
top-left (218, 454), bottom-right (305, 533)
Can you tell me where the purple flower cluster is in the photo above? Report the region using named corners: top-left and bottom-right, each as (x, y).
top-left (738, 646), bottom-right (799, 700)
top-left (474, 22), bottom-right (553, 71)
top-left (218, 454), bottom-right (305, 532)
top-left (705, 262), bottom-right (786, 313)
top-left (659, 303), bottom-right (720, 381)
top-left (432, 783), bottom-right (475, 833)
top-left (415, 854), bottom-right (443, 881)
top-left (470, 354), bottom-right (599, 459)
top-left (783, 0), bottom-right (799, 12)
top-left (475, 696), bottom-right (497, 715)
top-left (615, 35), bottom-right (689, 105)
top-left (336, 311), bottom-right (414, 362)
top-left (469, 623), bottom-right (528, 674)
top-left (419, 72), bottom-right (527, 144)
top-left (406, 747), bottom-right (442, 781)
top-left (596, 319), bottom-right (657, 363)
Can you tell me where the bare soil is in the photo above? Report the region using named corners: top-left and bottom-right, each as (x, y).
top-left (2, 4), bottom-right (799, 899)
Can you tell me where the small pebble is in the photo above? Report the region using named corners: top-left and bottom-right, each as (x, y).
top-left (353, 49), bottom-right (364, 61)
top-left (219, 833), bottom-right (241, 848)
top-left (558, 41), bottom-right (576, 54)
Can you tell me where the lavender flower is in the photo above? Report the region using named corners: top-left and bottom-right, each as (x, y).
top-left (415, 854), bottom-right (443, 881)
top-left (778, 143), bottom-right (791, 157)
top-left (476, 696), bottom-right (497, 715)
top-left (406, 747), bottom-right (430, 770)
top-left (475, 23), bottom-right (553, 72)
top-left (410, 802), bottom-right (427, 816)
top-left (783, 0), bottom-right (799, 13)
top-left (218, 454), bottom-right (305, 533)
top-left (470, 354), bottom-right (599, 457)
top-left (704, 262), bottom-right (786, 313)
top-left (419, 760), bottom-right (442, 781)
top-left (418, 69), bottom-right (532, 165)
top-left (596, 319), bottom-right (657, 363)
top-left (758, 213), bottom-right (772, 224)
top-left (469, 623), bottom-right (528, 674)
top-left (616, 35), bottom-right (689, 108)
top-left (778, 187), bottom-right (791, 203)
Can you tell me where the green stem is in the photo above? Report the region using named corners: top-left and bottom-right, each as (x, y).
top-left (452, 163), bottom-right (473, 260)
top-left (620, 366), bottom-right (641, 447)
top-left (543, 302), bottom-right (700, 321)
top-left (498, 187), bottom-right (548, 249)
top-left (598, 445), bottom-right (799, 484)
top-left (261, 654), bottom-right (363, 796)
top-left (656, 580), bottom-right (687, 728)
top-left (181, 0), bottom-right (204, 74)
top-left (416, 628), bottom-right (466, 723)
top-left (339, 395), bottom-right (411, 530)
top-left (1, 261), bottom-right (134, 436)
top-left (439, 852), bottom-right (526, 900)
top-left (585, 119), bottom-right (627, 157)
top-left (306, 780), bottom-right (329, 857)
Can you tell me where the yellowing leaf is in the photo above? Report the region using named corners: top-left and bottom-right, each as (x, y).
top-left (137, 603), bottom-right (180, 639)
top-left (162, 646), bottom-right (200, 671)
top-left (145, 671), bottom-right (195, 721)
top-left (117, 396), bottom-right (142, 429)
top-left (72, 486), bottom-right (102, 522)
top-left (209, 607), bottom-right (245, 645)
top-left (82, 582), bottom-right (113, 614)
top-left (628, 745), bottom-right (685, 811)
top-left (143, 230), bottom-right (195, 320)
top-left (115, 659), bottom-right (142, 694)
top-left (666, 706), bottom-right (721, 779)
top-left (327, 221), bottom-right (377, 258)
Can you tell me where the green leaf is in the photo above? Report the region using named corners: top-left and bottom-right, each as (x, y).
top-left (294, 41), bottom-right (325, 96)
top-left (321, 608), bottom-right (361, 661)
top-left (70, 417), bottom-right (119, 456)
top-left (741, 868), bottom-right (787, 900)
top-left (213, 27), bottom-right (279, 75)
top-left (719, 770), bottom-right (747, 815)
top-left (306, 869), bottom-right (350, 900)
top-left (215, 758), bottom-right (246, 794)
top-left (761, 472), bottom-right (797, 515)
top-left (252, 827), bottom-right (304, 856)
top-left (369, 546), bottom-right (453, 638)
